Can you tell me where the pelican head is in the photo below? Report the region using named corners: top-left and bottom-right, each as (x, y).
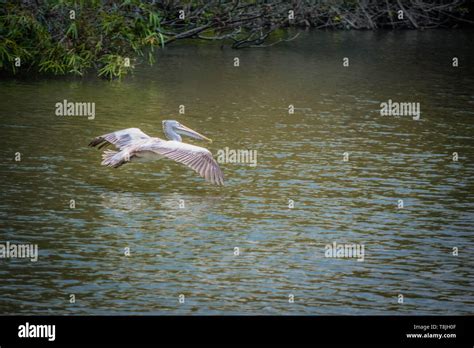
top-left (162, 120), bottom-right (212, 143)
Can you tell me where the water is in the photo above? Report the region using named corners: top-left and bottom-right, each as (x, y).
top-left (1, 30), bottom-right (473, 315)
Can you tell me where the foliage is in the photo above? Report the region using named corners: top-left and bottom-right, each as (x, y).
top-left (0, 0), bottom-right (164, 79)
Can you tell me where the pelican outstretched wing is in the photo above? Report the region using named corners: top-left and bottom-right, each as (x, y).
top-left (146, 140), bottom-right (224, 186)
top-left (89, 128), bottom-right (150, 150)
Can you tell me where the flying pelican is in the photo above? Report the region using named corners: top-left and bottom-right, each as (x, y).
top-left (89, 120), bottom-right (224, 185)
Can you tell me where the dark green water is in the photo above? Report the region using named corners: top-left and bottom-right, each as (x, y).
top-left (0, 30), bottom-right (473, 314)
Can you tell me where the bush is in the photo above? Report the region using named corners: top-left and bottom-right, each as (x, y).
top-left (0, 0), bottom-right (164, 79)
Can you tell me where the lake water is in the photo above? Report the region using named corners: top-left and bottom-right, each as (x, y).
top-left (0, 30), bottom-right (473, 315)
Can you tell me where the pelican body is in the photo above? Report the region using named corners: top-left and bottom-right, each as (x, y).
top-left (89, 120), bottom-right (224, 185)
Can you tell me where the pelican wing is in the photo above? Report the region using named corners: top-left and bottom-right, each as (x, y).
top-left (147, 140), bottom-right (224, 186)
top-left (89, 128), bottom-right (150, 150)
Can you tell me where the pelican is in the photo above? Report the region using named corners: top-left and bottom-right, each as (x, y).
top-left (89, 120), bottom-right (224, 186)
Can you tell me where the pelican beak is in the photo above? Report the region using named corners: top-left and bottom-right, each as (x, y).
top-left (176, 124), bottom-right (213, 143)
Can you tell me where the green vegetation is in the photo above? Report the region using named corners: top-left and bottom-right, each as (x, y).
top-left (0, 0), bottom-right (164, 79)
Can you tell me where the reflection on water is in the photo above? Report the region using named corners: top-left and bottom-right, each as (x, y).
top-left (0, 30), bottom-right (473, 315)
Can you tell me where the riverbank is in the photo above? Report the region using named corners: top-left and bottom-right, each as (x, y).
top-left (1, 1), bottom-right (473, 79)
